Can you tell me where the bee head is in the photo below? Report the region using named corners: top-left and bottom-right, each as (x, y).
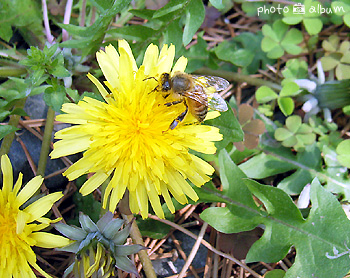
top-left (160, 73), bottom-right (172, 91)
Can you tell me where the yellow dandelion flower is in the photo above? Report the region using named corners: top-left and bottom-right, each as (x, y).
top-left (50, 40), bottom-right (223, 219)
top-left (0, 155), bottom-right (70, 278)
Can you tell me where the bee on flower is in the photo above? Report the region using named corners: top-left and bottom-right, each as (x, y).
top-left (50, 40), bottom-right (224, 219)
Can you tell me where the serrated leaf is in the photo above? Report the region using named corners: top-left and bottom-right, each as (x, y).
top-left (244, 178), bottom-right (350, 278)
top-left (183, 0), bottom-right (205, 45)
top-left (205, 103), bottom-right (244, 150)
top-left (200, 150), bottom-right (260, 233)
top-left (202, 150), bottom-right (350, 277)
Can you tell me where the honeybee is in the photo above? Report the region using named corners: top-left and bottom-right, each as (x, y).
top-left (152, 72), bottom-right (229, 129)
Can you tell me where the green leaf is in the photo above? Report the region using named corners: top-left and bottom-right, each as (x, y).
top-left (264, 269), bottom-right (285, 278)
top-left (205, 103), bottom-right (244, 150)
top-left (215, 40), bottom-right (254, 67)
top-left (43, 86), bottom-right (66, 112)
top-left (200, 150), bottom-right (260, 233)
top-left (278, 97), bottom-right (294, 116)
top-left (277, 144), bottom-right (322, 195)
top-left (245, 178), bottom-right (350, 278)
top-left (0, 0), bottom-right (43, 44)
top-left (304, 18), bottom-right (323, 35)
top-left (239, 148), bottom-right (297, 179)
top-left (234, 32), bottom-right (274, 74)
top-left (202, 151), bottom-right (350, 277)
top-left (255, 86), bottom-right (278, 103)
top-left (286, 115), bottom-right (302, 133)
top-left (183, 0), bottom-right (205, 46)
top-left (209, 0), bottom-right (224, 9)
top-left (153, 0), bottom-right (187, 18)
top-left (129, 9), bottom-right (156, 20)
top-left (108, 25), bottom-right (157, 41)
top-left (0, 125), bottom-right (19, 140)
top-left (336, 140), bottom-right (350, 168)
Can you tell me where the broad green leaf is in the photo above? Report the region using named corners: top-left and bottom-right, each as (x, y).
top-left (183, 34), bottom-right (208, 72)
top-left (200, 150), bottom-right (260, 233)
top-left (215, 40), bottom-right (254, 67)
top-left (234, 32), bottom-right (274, 74)
top-left (205, 103), bottom-right (244, 150)
top-left (278, 144), bottom-right (322, 194)
top-left (0, 125), bottom-right (19, 140)
top-left (264, 269), bottom-right (285, 278)
top-left (0, 0), bottom-right (43, 44)
top-left (245, 178), bottom-right (350, 278)
top-left (239, 148), bottom-right (297, 179)
top-left (202, 151), bottom-right (350, 277)
top-left (183, 0), bottom-right (205, 45)
top-left (336, 140), bottom-right (350, 168)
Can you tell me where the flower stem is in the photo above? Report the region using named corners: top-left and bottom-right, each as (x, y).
top-left (0, 97), bottom-right (27, 156)
top-left (122, 213), bottom-right (157, 278)
top-left (0, 66), bottom-right (27, 77)
top-left (37, 107), bottom-right (55, 177)
top-left (194, 67), bottom-right (282, 91)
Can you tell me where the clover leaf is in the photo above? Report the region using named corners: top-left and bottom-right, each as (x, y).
top-left (261, 20), bottom-right (303, 59)
top-left (320, 35), bottom-right (350, 80)
top-left (332, 1), bottom-right (350, 27)
top-left (283, 0), bottom-right (323, 35)
top-left (336, 140), bottom-right (350, 168)
top-left (256, 80), bottom-right (300, 116)
top-left (282, 59), bottom-right (309, 79)
top-left (275, 115), bottom-right (316, 152)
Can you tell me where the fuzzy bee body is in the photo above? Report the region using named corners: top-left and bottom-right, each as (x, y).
top-left (154, 72), bottom-right (229, 129)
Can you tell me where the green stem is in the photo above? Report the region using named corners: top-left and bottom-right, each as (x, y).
top-left (194, 68), bottom-right (282, 91)
top-left (122, 213), bottom-right (157, 278)
top-left (37, 106), bottom-right (56, 177)
top-left (0, 66), bottom-right (27, 77)
top-left (0, 98), bottom-right (27, 156)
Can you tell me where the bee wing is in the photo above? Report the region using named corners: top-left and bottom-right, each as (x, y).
top-left (192, 75), bottom-right (230, 92)
top-left (184, 88), bottom-right (208, 106)
top-left (208, 93), bottom-right (228, 112)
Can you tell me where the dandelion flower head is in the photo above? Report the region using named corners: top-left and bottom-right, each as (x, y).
top-left (51, 40), bottom-right (223, 219)
top-left (0, 155), bottom-right (69, 278)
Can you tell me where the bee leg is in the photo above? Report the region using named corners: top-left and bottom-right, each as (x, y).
top-left (169, 103), bottom-right (188, 130)
top-left (143, 76), bottom-right (158, 82)
top-left (165, 100), bottom-right (183, 107)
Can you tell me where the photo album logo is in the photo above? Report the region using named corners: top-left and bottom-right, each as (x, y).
top-left (257, 2), bottom-right (345, 16)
